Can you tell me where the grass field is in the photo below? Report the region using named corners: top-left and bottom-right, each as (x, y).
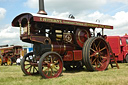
top-left (0, 63), bottom-right (128, 85)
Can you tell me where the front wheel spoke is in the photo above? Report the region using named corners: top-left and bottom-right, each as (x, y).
top-left (42, 65), bottom-right (48, 67)
top-left (33, 66), bottom-right (35, 73)
top-left (29, 66), bottom-right (32, 73)
top-left (25, 60), bottom-right (31, 62)
top-left (50, 68), bottom-right (54, 76)
top-left (34, 66), bottom-right (38, 72)
top-left (53, 57), bottom-right (56, 61)
top-left (51, 56), bottom-right (53, 63)
top-left (55, 64), bottom-right (59, 67)
top-left (46, 68), bottom-right (49, 75)
top-left (44, 61), bottom-right (49, 65)
top-left (25, 64), bottom-right (31, 66)
top-left (99, 47), bottom-right (106, 52)
top-left (54, 66), bottom-right (59, 71)
top-left (26, 65), bottom-right (32, 70)
top-left (43, 67), bottom-right (49, 72)
top-left (54, 61), bottom-right (59, 65)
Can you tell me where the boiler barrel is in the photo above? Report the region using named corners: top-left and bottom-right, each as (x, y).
top-left (33, 43), bottom-right (74, 56)
top-left (51, 44), bottom-right (74, 54)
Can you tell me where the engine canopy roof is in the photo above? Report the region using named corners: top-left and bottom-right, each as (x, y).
top-left (12, 13), bottom-right (113, 29)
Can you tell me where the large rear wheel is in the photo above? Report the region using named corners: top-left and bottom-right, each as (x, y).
top-left (83, 37), bottom-right (110, 71)
top-left (38, 52), bottom-right (63, 79)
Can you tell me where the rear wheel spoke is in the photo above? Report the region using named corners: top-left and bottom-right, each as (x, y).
top-left (99, 47), bottom-right (106, 52)
top-left (94, 43), bottom-right (98, 51)
top-left (97, 41), bottom-right (101, 50)
top-left (95, 61), bottom-right (98, 68)
top-left (102, 59), bottom-right (107, 63)
top-left (91, 58), bottom-right (97, 64)
top-left (90, 53), bottom-right (96, 57)
top-left (90, 48), bottom-right (96, 52)
top-left (97, 60), bottom-right (103, 66)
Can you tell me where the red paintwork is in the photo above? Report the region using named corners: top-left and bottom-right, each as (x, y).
top-left (63, 50), bottom-right (82, 61)
top-left (106, 34), bottom-right (128, 62)
top-left (63, 51), bottom-right (73, 61)
top-left (73, 50), bottom-right (82, 61)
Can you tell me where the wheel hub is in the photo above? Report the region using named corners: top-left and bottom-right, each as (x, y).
top-left (95, 52), bottom-right (100, 58)
top-left (50, 63), bottom-right (55, 68)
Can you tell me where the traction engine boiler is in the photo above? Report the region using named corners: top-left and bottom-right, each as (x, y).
top-left (12, 0), bottom-right (113, 78)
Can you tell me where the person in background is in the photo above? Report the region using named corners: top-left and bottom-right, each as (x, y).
top-left (16, 58), bottom-right (21, 65)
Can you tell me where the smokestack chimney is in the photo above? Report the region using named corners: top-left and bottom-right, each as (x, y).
top-left (37, 0), bottom-right (47, 15)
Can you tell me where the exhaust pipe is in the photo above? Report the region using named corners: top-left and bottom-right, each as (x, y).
top-left (37, 0), bottom-right (47, 15)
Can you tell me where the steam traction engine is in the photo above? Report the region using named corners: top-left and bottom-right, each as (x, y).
top-left (12, 0), bottom-right (113, 78)
top-left (0, 45), bottom-right (22, 66)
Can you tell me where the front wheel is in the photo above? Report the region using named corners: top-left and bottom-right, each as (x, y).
top-left (38, 52), bottom-right (63, 79)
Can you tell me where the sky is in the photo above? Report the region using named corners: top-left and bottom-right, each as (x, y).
top-left (0, 0), bottom-right (128, 46)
